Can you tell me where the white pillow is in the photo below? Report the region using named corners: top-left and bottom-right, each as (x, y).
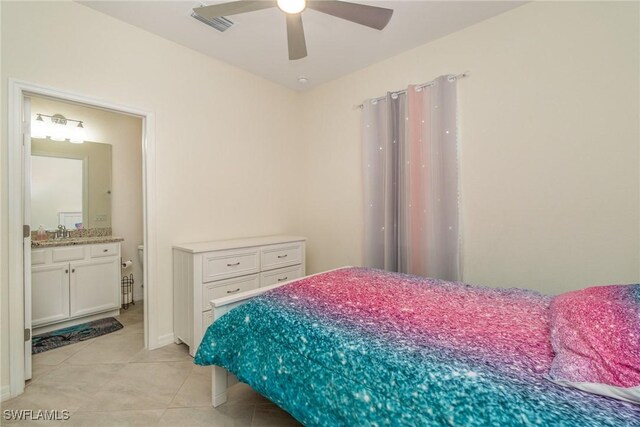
top-left (550, 379), bottom-right (640, 405)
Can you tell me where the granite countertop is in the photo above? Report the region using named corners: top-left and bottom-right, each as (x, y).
top-left (31, 236), bottom-right (124, 248)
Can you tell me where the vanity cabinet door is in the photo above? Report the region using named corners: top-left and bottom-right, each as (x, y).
top-left (32, 264), bottom-right (70, 327)
top-left (69, 257), bottom-right (120, 318)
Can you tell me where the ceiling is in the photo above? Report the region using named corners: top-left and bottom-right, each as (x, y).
top-left (78, 1), bottom-right (524, 91)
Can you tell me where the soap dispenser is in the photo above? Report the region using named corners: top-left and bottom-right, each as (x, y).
top-left (37, 225), bottom-right (46, 241)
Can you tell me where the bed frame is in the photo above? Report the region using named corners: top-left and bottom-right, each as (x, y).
top-left (208, 280), bottom-right (292, 407)
top-left (207, 268), bottom-right (348, 407)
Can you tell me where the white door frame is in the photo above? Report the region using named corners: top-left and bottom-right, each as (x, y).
top-left (7, 79), bottom-right (158, 398)
top-left (22, 97), bottom-right (32, 382)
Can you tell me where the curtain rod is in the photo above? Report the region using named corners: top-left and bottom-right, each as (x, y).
top-left (355, 71), bottom-right (469, 109)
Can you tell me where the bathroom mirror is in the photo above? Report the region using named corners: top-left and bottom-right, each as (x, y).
top-left (31, 138), bottom-right (112, 231)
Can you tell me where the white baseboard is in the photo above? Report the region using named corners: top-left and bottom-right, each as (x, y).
top-left (157, 332), bottom-right (175, 347)
top-left (1, 385), bottom-right (11, 402)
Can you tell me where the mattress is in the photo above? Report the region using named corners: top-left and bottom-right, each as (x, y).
top-left (195, 267), bottom-right (640, 426)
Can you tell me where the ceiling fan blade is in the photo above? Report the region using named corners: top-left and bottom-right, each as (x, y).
top-left (286, 13), bottom-right (307, 60)
top-left (307, 1), bottom-right (393, 30)
top-left (193, 1), bottom-right (275, 19)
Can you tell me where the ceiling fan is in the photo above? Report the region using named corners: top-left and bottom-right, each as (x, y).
top-left (193, 0), bottom-right (394, 60)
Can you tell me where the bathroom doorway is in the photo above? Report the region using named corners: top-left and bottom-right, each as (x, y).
top-left (26, 95), bottom-right (145, 381)
top-left (7, 79), bottom-right (157, 398)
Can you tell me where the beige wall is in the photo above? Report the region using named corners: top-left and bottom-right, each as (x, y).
top-left (1, 0), bottom-right (302, 392)
top-left (299, 1), bottom-right (640, 294)
top-left (30, 96), bottom-right (144, 300)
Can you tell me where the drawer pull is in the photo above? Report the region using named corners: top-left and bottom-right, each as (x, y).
top-left (72, 269), bottom-right (75, 273)
top-left (277, 254), bottom-right (288, 259)
top-left (277, 277), bottom-right (288, 282)
top-left (226, 262), bottom-right (240, 267)
top-left (103, 249), bottom-right (109, 252)
top-left (65, 269), bottom-right (69, 274)
top-left (227, 288), bottom-right (241, 294)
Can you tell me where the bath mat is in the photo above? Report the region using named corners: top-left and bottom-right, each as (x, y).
top-left (32, 317), bottom-right (123, 354)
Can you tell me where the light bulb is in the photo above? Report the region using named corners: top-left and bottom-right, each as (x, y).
top-left (49, 114), bottom-right (67, 141)
top-left (49, 123), bottom-right (66, 141)
top-left (277, 0), bottom-right (305, 14)
top-left (32, 115), bottom-right (47, 138)
top-left (70, 122), bottom-right (85, 144)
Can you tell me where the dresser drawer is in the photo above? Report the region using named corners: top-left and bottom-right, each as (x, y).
top-left (52, 246), bottom-right (85, 262)
top-left (202, 274), bottom-right (260, 311)
top-left (202, 248), bottom-right (260, 283)
top-left (261, 242), bottom-right (303, 271)
top-left (90, 243), bottom-right (119, 258)
top-left (260, 265), bottom-right (303, 287)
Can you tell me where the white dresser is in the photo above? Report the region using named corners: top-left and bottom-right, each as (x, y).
top-left (173, 235), bottom-right (306, 356)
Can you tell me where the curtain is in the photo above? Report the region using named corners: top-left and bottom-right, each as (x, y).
top-left (362, 75), bottom-right (460, 281)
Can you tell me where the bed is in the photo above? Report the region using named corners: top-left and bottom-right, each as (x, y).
top-left (195, 267), bottom-right (640, 426)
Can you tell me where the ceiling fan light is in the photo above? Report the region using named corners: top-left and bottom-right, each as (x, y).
top-left (277, 0), bottom-right (306, 14)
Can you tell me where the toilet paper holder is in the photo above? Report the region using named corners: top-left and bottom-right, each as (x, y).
top-left (121, 273), bottom-right (135, 309)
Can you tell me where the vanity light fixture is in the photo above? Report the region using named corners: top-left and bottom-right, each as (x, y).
top-left (32, 113), bottom-right (85, 144)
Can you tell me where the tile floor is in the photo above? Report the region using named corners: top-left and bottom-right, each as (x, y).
top-left (2, 303), bottom-right (302, 426)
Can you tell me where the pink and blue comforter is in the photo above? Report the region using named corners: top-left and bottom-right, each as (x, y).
top-left (195, 267), bottom-right (640, 426)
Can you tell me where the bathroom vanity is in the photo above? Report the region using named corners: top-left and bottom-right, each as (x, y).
top-left (31, 237), bottom-right (123, 333)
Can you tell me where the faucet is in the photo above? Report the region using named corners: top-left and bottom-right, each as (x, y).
top-left (57, 225), bottom-right (70, 239)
